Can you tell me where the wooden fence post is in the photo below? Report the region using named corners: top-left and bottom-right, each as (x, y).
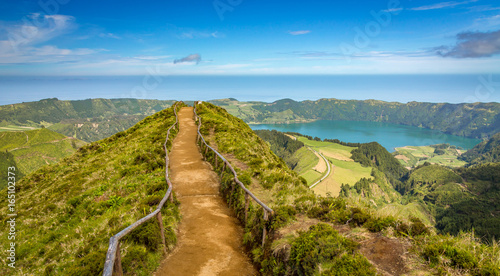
top-left (229, 179), bottom-right (235, 206)
top-left (220, 162), bottom-right (226, 178)
top-left (244, 193), bottom-right (249, 225)
top-left (262, 210), bottom-right (268, 248)
top-left (157, 212), bottom-right (167, 254)
top-left (114, 243), bottom-right (123, 276)
top-left (215, 155), bottom-right (218, 168)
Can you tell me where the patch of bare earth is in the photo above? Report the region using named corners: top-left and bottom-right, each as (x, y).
top-left (395, 154), bottom-right (410, 162)
top-left (330, 224), bottom-right (429, 276)
top-left (321, 151), bottom-right (354, 162)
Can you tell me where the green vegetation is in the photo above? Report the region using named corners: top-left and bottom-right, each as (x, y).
top-left (254, 129), bottom-right (306, 170)
top-left (0, 98), bottom-right (175, 142)
top-left (288, 224), bottom-right (376, 276)
top-left (210, 98), bottom-right (500, 139)
top-left (0, 151), bottom-right (24, 190)
top-left (351, 142), bottom-right (409, 192)
top-left (196, 102), bottom-right (378, 275)
top-left (460, 132), bottom-right (500, 165)
top-left (0, 103), bottom-right (184, 275)
top-left (393, 144), bottom-right (467, 169)
top-left (0, 128), bottom-right (86, 188)
top-left (436, 163), bottom-right (500, 242)
top-left (415, 232), bottom-right (500, 275)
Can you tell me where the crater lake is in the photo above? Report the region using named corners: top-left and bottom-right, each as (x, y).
top-left (250, 120), bottom-right (481, 152)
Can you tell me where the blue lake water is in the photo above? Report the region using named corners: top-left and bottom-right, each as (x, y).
top-left (250, 120), bottom-right (481, 152)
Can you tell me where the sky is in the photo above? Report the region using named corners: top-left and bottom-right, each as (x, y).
top-left (0, 0), bottom-right (500, 76)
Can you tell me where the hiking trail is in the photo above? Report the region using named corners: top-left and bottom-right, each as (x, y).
top-left (155, 107), bottom-right (258, 276)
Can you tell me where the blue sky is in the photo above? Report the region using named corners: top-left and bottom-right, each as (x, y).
top-left (0, 0), bottom-right (499, 75)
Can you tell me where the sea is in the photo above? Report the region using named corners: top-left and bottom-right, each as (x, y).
top-left (1, 74), bottom-right (499, 105)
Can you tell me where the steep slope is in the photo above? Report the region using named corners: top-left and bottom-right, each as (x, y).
top-left (0, 151), bottom-right (24, 190)
top-left (460, 132), bottom-right (500, 165)
top-left (0, 128), bottom-right (86, 188)
top-left (210, 98), bottom-right (500, 139)
top-left (0, 103), bottom-right (184, 275)
top-left (0, 98), bottom-right (175, 142)
top-left (351, 142), bottom-right (409, 193)
top-left (198, 102), bottom-right (500, 275)
top-left (254, 129), bottom-right (309, 171)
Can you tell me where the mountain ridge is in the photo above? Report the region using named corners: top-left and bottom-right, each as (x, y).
top-left (210, 98), bottom-right (500, 139)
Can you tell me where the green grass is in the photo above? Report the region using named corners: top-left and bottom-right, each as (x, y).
top-left (0, 128), bottom-right (87, 188)
top-left (293, 136), bottom-right (371, 187)
top-left (293, 147), bottom-right (319, 175)
top-left (0, 125), bottom-right (38, 132)
top-left (0, 104), bottom-right (184, 275)
top-left (394, 145), bottom-right (467, 168)
top-left (376, 202), bottom-right (434, 226)
top-left (302, 170), bottom-right (323, 184)
top-left (328, 158), bottom-right (372, 186)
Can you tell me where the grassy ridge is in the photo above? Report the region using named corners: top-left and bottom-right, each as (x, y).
top-left (196, 102), bottom-right (380, 275)
top-left (0, 98), bottom-right (175, 142)
top-left (0, 103), bottom-right (184, 275)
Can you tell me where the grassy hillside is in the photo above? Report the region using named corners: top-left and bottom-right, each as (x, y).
top-left (210, 98), bottom-right (500, 139)
top-left (0, 151), bottom-right (24, 190)
top-left (196, 102), bottom-right (381, 275)
top-left (351, 142), bottom-right (409, 193)
top-left (254, 129), bottom-right (307, 171)
top-left (0, 103), bottom-right (184, 275)
top-left (0, 98), bottom-right (175, 142)
top-left (0, 128), bottom-right (86, 188)
top-left (460, 132), bottom-right (500, 165)
top-left (197, 102), bottom-right (500, 275)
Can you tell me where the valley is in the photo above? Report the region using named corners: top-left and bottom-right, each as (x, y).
top-left (1, 99), bottom-right (499, 275)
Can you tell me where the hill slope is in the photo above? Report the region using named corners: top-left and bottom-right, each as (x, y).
top-left (0, 128), bottom-right (86, 189)
top-left (0, 151), bottom-right (24, 190)
top-left (0, 104), bottom-right (184, 275)
top-left (197, 102), bottom-right (500, 275)
top-left (460, 132), bottom-right (500, 165)
top-left (210, 98), bottom-right (500, 139)
top-left (0, 98), bottom-right (175, 142)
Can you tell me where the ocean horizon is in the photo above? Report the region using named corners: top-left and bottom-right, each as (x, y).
top-left (1, 74), bottom-right (499, 106)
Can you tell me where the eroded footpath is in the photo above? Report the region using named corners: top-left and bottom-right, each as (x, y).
top-left (155, 107), bottom-right (257, 276)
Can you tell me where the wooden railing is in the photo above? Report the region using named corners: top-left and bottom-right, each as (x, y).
top-left (193, 102), bottom-right (274, 247)
top-left (102, 102), bottom-right (180, 276)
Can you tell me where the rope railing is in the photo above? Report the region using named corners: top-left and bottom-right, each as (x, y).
top-left (102, 102), bottom-right (181, 276)
top-left (193, 102), bottom-right (274, 247)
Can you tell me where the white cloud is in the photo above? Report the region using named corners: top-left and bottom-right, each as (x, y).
top-left (409, 0), bottom-right (478, 11)
top-left (0, 14), bottom-right (100, 64)
top-left (287, 30), bottom-right (311, 35)
top-left (99, 33), bottom-right (121, 39)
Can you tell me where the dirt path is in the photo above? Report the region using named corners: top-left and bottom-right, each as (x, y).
top-left (155, 107), bottom-right (258, 276)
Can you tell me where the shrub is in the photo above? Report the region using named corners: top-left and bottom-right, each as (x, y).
top-left (350, 208), bottom-right (371, 226)
top-left (364, 216), bottom-right (396, 232)
top-left (289, 224), bottom-right (365, 275)
top-left (271, 205), bottom-right (297, 230)
top-left (125, 220), bottom-right (162, 252)
top-left (323, 253), bottom-right (377, 276)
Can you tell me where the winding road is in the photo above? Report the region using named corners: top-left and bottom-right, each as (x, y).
top-left (308, 147), bottom-right (332, 189)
